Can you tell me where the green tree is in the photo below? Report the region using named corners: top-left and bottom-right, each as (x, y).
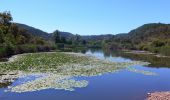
top-left (0, 28), bottom-right (4, 43)
top-left (151, 40), bottom-right (165, 47)
top-left (61, 37), bottom-right (66, 43)
top-left (53, 30), bottom-right (61, 44)
top-left (82, 40), bottom-right (87, 45)
top-left (0, 11), bottom-right (12, 26)
top-left (9, 24), bottom-right (19, 37)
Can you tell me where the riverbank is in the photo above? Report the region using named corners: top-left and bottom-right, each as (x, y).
top-left (124, 50), bottom-right (170, 58)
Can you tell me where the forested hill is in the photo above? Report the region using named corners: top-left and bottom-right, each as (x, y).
top-left (16, 23), bottom-right (75, 40)
top-left (0, 12), bottom-right (58, 58)
top-left (1, 11), bottom-right (170, 57)
top-left (107, 23), bottom-right (170, 56)
top-left (50, 31), bottom-right (75, 40)
top-left (15, 23), bottom-right (114, 41)
top-left (16, 23), bottom-right (51, 40)
top-left (14, 22), bottom-right (170, 56)
top-left (128, 23), bottom-right (170, 43)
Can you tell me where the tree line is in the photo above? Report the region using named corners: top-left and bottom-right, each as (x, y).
top-left (0, 11), bottom-right (87, 58)
top-left (99, 23), bottom-right (170, 56)
top-left (0, 11), bottom-right (56, 58)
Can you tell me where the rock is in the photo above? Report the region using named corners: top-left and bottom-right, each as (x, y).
top-left (147, 92), bottom-right (170, 100)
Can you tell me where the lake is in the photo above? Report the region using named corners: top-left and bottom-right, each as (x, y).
top-left (0, 49), bottom-right (170, 100)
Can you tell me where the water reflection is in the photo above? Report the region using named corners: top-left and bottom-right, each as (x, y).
top-left (0, 50), bottom-right (170, 100)
top-left (87, 48), bottom-right (170, 68)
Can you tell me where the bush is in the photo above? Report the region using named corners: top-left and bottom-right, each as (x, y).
top-left (160, 46), bottom-right (170, 56)
top-left (15, 45), bottom-right (37, 54)
top-left (0, 43), bottom-right (15, 57)
top-left (56, 43), bottom-right (64, 49)
top-left (148, 46), bottom-right (160, 53)
top-left (0, 47), bottom-right (6, 57)
top-left (151, 40), bottom-right (165, 47)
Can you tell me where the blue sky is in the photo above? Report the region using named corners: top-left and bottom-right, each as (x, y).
top-left (0, 0), bottom-right (170, 35)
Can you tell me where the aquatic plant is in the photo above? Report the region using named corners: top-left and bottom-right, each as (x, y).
top-left (0, 52), bottom-right (155, 93)
top-left (127, 67), bottom-right (157, 76)
top-left (7, 74), bottom-right (88, 93)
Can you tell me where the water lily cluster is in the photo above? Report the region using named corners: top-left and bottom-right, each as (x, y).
top-left (0, 52), bottom-right (155, 93)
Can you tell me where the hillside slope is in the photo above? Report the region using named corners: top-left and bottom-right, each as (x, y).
top-left (128, 23), bottom-right (170, 44)
top-left (16, 23), bottom-right (51, 40)
top-left (109, 23), bottom-right (170, 56)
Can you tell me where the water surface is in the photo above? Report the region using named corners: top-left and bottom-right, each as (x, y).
top-left (0, 49), bottom-right (170, 100)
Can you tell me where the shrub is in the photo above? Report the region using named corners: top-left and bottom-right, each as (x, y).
top-left (0, 43), bottom-right (15, 57)
top-left (160, 46), bottom-right (170, 56)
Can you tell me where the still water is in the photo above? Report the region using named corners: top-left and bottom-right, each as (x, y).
top-left (0, 49), bottom-right (170, 100)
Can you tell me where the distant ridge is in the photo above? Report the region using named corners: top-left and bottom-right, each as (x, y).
top-left (16, 23), bottom-right (76, 40)
top-left (15, 23), bottom-right (51, 40)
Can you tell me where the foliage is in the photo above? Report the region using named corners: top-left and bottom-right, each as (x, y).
top-left (98, 23), bottom-right (170, 56)
top-left (0, 11), bottom-right (55, 58)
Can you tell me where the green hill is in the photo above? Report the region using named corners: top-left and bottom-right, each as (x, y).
top-left (15, 23), bottom-right (51, 40)
top-left (16, 23), bottom-right (76, 41)
top-left (108, 23), bottom-right (170, 56)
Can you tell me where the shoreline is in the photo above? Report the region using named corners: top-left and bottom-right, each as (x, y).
top-left (0, 51), bottom-right (59, 63)
top-left (124, 50), bottom-right (170, 58)
top-left (124, 50), bottom-right (170, 99)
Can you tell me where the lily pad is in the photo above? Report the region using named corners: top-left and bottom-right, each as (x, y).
top-left (0, 52), bottom-right (156, 93)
